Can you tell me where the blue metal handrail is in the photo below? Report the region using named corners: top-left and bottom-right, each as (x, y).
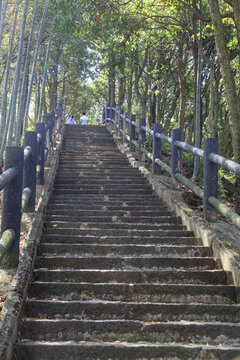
top-left (0, 103), bottom-right (64, 268)
top-left (105, 103), bottom-right (240, 229)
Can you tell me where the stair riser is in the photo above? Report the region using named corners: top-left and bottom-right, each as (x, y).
top-left (25, 301), bottom-right (240, 323)
top-left (44, 229), bottom-right (190, 236)
top-left (38, 244), bottom-right (212, 258)
top-left (33, 269), bottom-right (227, 285)
top-left (28, 284), bottom-right (236, 304)
top-left (20, 320), bottom-right (240, 345)
top-left (13, 343), bottom-right (240, 360)
top-left (35, 257), bottom-right (215, 270)
top-left (45, 216), bottom-right (180, 225)
top-left (45, 223), bottom-right (184, 231)
top-left (41, 235), bottom-right (199, 245)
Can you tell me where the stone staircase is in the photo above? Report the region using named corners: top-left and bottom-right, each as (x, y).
top-left (14, 125), bottom-right (240, 359)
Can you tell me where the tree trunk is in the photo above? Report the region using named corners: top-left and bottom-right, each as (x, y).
top-left (23, 0), bottom-right (50, 133)
top-left (0, 0), bottom-right (20, 158)
top-left (127, 68), bottom-right (133, 116)
top-left (177, 40), bottom-right (187, 129)
top-left (15, 0), bottom-right (40, 145)
top-left (38, 31), bottom-right (54, 122)
top-left (208, 0), bottom-right (240, 161)
top-left (208, 0), bottom-right (240, 213)
top-left (6, 0), bottom-right (30, 146)
top-left (0, 0), bottom-right (8, 49)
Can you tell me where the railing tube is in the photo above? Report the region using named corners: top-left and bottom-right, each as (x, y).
top-left (204, 138), bottom-right (218, 221)
top-left (152, 124), bottom-right (162, 175)
top-left (35, 123), bottom-right (46, 185)
top-left (23, 131), bottom-right (38, 211)
top-left (1, 146), bottom-right (24, 267)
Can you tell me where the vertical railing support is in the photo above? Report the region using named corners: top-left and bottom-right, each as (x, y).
top-left (152, 124), bottom-right (162, 175)
top-left (102, 108), bottom-right (106, 123)
top-left (1, 146), bottom-right (24, 267)
top-left (35, 123), bottom-right (46, 185)
top-left (24, 131), bottom-right (38, 212)
top-left (130, 115), bottom-right (136, 152)
top-left (171, 129), bottom-right (182, 189)
top-left (138, 118), bottom-right (146, 162)
top-left (110, 103), bottom-right (114, 124)
top-left (204, 138), bottom-right (218, 221)
top-left (118, 109), bottom-right (121, 134)
top-left (106, 103), bottom-right (110, 124)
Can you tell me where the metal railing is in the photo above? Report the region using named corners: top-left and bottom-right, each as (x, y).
top-left (103, 102), bottom-right (240, 229)
top-left (0, 102), bottom-right (64, 268)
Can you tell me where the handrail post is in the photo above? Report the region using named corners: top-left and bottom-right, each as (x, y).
top-left (23, 131), bottom-right (38, 212)
top-left (204, 138), bottom-right (218, 221)
top-left (110, 103), bottom-right (114, 124)
top-left (106, 103), bottom-right (110, 124)
top-left (102, 107), bottom-right (106, 123)
top-left (152, 124), bottom-right (162, 174)
top-left (171, 129), bottom-right (182, 189)
top-left (118, 108), bottom-right (121, 134)
top-left (138, 118), bottom-right (146, 162)
top-left (35, 123), bottom-right (46, 185)
top-left (130, 115), bottom-right (136, 151)
top-left (1, 146), bottom-right (24, 267)
top-left (120, 110), bottom-right (125, 141)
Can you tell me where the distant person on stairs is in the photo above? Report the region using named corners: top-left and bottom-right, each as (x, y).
top-left (66, 115), bottom-right (76, 124)
top-left (80, 112), bottom-right (89, 125)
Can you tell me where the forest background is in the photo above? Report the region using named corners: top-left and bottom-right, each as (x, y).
top-left (0, 0), bottom-right (240, 210)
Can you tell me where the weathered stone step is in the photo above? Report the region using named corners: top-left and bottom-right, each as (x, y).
top-left (50, 194), bottom-right (160, 200)
top-left (13, 341), bottom-right (240, 360)
top-left (34, 269), bottom-right (227, 285)
top-left (52, 189), bottom-right (153, 195)
top-left (25, 300), bottom-right (240, 322)
top-left (38, 244), bottom-right (212, 258)
top-left (28, 282), bottom-right (237, 304)
top-left (47, 204), bottom-right (170, 212)
top-left (44, 222), bottom-right (185, 231)
top-left (54, 179), bottom-right (147, 185)
top-left (19, 319), bottom-right (240, 345)
top-left (55, 173), bottom-right (145, 179)
top-left (41, 234), bottom-right (198, 245)
top-left (53, 184), bottom-right (153, 190)
top-left (45, 216), bottom-right (180, 225)
top-left (46, 209), bottom-right (174, 217)
top-left (56, 170), bottom-right (142, 175)
top-left (44, 228), bottom-right (194, 237)
top-left (49, 200), bottom-right (169, 208)
top-left (35, 256), bottom-right (215, 270)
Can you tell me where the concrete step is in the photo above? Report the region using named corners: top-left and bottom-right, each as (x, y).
top-left (38, 244), bottom-right (212, 258)
top-left (44, 227), bottom-right (192, 237)
top-left (41, 234), bottom-right (199, 245)
top-left (45, 215), bottom-right (181, 225)
top-left (13, 341), bottom-right (240, 360)
top-left (34, 256), bottom-right (215, 270)
top-left (45, 221), bottom-right (184, 231)
top-left (26, 300), bottom-right (240, 322)
top-left (33, 269), bottom-right (228, 285)
top-left (46, 209), bottom-right (174, 217)
top-left (54, 179), bottom-right (147, 185)
top-left (28, 282), bottom-right (237, 304)
top-left (19, 319), bottom-right (240, 346)
top-left (52, 189), bottom-right (154, 195)
top-left (53, 184), bottom-right (153, 190)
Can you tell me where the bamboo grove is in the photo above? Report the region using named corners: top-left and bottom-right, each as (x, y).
top-left (0, 0), bottom-right (240, 210)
